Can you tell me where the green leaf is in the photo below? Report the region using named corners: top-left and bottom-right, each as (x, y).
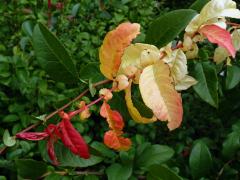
top-left (79, 62), bottom-right (105, 83)
top-left (91, 141), bottom-right (116, 158)
top-left (136, 144), bottom-right (174, 170)
top-left (222, 131), bottom-right (240, 158)
top-left (3, 129), bottom-right (16, 147)
top-left (2, 114), bottom-right (19, 122)
top-left (189, 141), bottom-right (213, 178)
top-left (22, 20), bottom-right (34, 38)
top-left (55, 143), bottom-right (103, 167)
top-left (193, 61), bottom-right (218, 108)
top-left (0, 176), bottom-right (7, 180)
top-left (147, 165), bottom-right (183, 180)
top-left (226, 65), bottom-right (240, 90)
top-left (44, 173), bottom-right (63, 180)
top-left (71, 3), bottom-right (80, 17)
top-left (222, 121), bottom-right (240, 158)
top-left (89, 79), bottom-right (97, 97)
top-left (15, 159), bottom-right (47, 179)
top-left (106, 163), bottom-right (132, 180)
top-left (146, 9), bottom-right (197, 48)
top-left (189, 0), bottom-right (210, 12)
top-left (33, 23), bottom-right (79, 84)
top-left (84, 175), bottom-right (99, 180)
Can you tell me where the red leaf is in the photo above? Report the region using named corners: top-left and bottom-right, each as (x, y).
top-left (104, 130), bottom-right (131, 151)
top-left (100, 102), bottom-right (124, 131)
top-left (45, 124), bottom-right (59, 165)
top-left (47, 134), bottom-right (59, 165)
top-left (16, 132), bottom-right (49, 141)
top-left (58, 112), bottom-right (90, 159)
top-left (199, 25), bottom-right (236, 57)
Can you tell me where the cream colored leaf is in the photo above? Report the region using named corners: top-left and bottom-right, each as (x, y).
top-left (175, 75), bottom-right (198, 91)
top-left (163, 49), bottom-right (188, 82)
top-left (125, 81), bottom-right (157, 124)
top-left (118, 43), bottom-right (160, 75)
top-left (139, 61), bottom-right (183, 130)
top-left (186, 0), bottom-right (240, 35)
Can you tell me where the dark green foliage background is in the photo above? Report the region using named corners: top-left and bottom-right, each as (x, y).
top-left (1, 0), bottom-right (240, 179)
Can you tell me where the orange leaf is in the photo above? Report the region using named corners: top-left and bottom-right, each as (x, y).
top-left (99, 22), bottom-right (140, 79)
top-left (100, 101), bottom-right (124, 131)
top-left (104, 130), bottom-right (131, 151)
top-left (199, 25), bottom-right (236, 58)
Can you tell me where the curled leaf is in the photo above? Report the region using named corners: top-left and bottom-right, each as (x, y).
top-left (58, 112), bottom-right (90, 159)
top-left (100, 102), bottom-right (124, 130)
top-left (118, 43), bottom-right (160, 76)
top-left (77, 101), bottom-right (91, 121)
top-left (186, 0), bottom-right (240, 35)
top-left (16, 132), bottom-right (49, 141)
top-left (139, 61), bottom-right (183, 130)
top-left (100, 102), bottom-right (131, 150)
top-left (104, 130), bottom-right (131, 151)
top-left (125, 81), bottom-right (157, 123)
top-left (47, 134), bottom-right (59, 165)
top-left (199, 24), bottom-right (236, 57)
top-left (99, 22), bottom-right (140, 79)
top-left (163, 49), bottom-right (188, 82)
top-left (185, 43), bottom-right (199, 59)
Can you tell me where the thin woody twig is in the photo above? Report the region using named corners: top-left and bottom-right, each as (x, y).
top-left (0, 79), bottom-right (111, 155)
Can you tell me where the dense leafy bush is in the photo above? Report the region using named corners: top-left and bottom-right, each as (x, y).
top-left (1, 0), bottom-right (240, 180)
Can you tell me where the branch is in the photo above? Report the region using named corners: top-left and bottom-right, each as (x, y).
top-left (40, 170), bottom-right (103, 179)
top-left (216, 159), bottom-right (234, 180)
top-left (0, 79), bottom-right (111, 155)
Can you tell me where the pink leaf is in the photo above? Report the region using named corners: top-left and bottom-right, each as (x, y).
top-left (199, 25), bottom-right (236, 58)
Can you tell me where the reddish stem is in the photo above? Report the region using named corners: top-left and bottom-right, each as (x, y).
top-left (226, 22), bottom-right (240, 27)
top-left (0, 79), bottom-right (111, 155)
top-left (172, 42), bottom-right (183, 50)
top-left (48, 0), bottom-right (52, 27)
top-left (69, 96), bottom-right (104, 118)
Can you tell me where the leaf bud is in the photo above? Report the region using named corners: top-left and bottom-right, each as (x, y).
top-left (99, 88), bottom-right (113, 101)
top-left (115, 74), bottom-right (129, 91)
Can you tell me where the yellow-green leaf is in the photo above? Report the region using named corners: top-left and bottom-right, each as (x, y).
top-left (139, 61), bottom-right (183, 130)
top-left (125, 81), bottom-right (157, 124)
top-left (213, 46), bottom-right (229, 64)
top-left (232, 29), bottom-right (240, 51)
top-left (118, 43), bottom-right (160, 75)
top-left (99, 22), bottom-right (140, 80)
